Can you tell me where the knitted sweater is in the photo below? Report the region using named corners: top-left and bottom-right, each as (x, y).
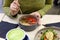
top-left (3, 0), bottom-right (53, 17)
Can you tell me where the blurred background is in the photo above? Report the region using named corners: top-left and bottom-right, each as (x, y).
top-left (0, 0), bottom-right (3, 13)
top-left (46, 0), bottom-right (60, 15)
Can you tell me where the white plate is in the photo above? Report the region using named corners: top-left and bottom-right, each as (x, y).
top-left (34, 27), bottom-right (60, 40)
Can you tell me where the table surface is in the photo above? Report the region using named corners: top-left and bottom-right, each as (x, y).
top-left (0, 13), bottom-right (60, 40)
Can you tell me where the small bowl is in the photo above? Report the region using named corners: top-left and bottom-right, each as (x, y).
top-left (6, 28), bottom-right (29, 40)
top-left (19, 14), bottom-right (39, 32)
top-left (34, 27), bottom-right (60, 40)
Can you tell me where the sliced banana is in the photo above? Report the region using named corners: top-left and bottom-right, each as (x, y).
top-left (45, 31), bottom-right (54, 40)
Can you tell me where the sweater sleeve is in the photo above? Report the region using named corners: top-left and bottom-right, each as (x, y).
top-left (3, 7), bottom-right (10, 16)
top-left (3, 0), bottom-right (16, 18)
top-left (37, 0), bottom-right (53, 16)
top-left (3, 7), bottom-right (15, 18)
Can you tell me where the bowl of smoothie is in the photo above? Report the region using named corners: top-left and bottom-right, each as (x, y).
top-left (19, 15), bottom-right (39, 31)
top-left (6, 28), bottom-right (29, 40)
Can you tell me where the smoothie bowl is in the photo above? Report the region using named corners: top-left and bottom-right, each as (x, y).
top-left (6, 28), bottom-right (29, 40)
top-left (19, 15), bottom-right (39, 31)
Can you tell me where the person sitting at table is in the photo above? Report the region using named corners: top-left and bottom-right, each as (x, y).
top-left (3, 0), bottom-right (53, 25)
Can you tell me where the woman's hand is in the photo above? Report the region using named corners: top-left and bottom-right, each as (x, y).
top-left (10, 0), bottom-right (20, 16)
top-left (30, 12), bottom-right (41, 25)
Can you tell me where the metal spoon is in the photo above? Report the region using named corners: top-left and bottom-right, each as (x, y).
top-left (19, 7), bottom-right (23, 14)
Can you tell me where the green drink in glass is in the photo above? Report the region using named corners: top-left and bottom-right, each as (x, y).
top-left (6, 28), bottom-right (25, 40)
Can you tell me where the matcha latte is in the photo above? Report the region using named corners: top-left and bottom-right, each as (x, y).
top-left (6, 28), bottom-right (25, 40)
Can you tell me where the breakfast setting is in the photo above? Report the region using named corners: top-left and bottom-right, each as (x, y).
top-left (0, 0), bottom-right (60, 40)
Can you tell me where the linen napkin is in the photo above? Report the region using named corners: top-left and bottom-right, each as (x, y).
top-left (44, 22), bottom-right (60, 27)
top-left (0, 21), bottom-right (18, 38)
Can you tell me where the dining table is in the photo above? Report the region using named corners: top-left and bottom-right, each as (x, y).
top-left (0, 13), bottom-right (60, 40)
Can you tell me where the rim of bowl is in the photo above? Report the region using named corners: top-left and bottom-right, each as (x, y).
top-left (6, 28), bottom-right (26, 40)
top-left (19, 15), bottom-right (38, 26)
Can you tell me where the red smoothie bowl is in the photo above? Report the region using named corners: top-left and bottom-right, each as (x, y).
top-left (19, 14), bottom-right (40, 31)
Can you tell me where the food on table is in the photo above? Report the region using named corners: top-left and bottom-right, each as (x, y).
top-left (6, 29), bottom-right (25, 40)
top-left (40, 29), bottom-right (58, 40)
top-left (19, 16), bottom-right (37, 26)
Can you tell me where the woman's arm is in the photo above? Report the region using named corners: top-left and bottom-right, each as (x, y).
top-left (3, 0), bottom-right (14, 17)
top-left (3, 0), bottom-right (13, 7)
top-left (3, 7), bottom-right (18, 18)
top-left (3, 0), bottom-right (20, 18)
top-left (37, 0), bottom-right (53, 16)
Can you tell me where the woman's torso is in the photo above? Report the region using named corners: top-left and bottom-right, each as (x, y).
top-left (18, 0), bottom-right (46, 14)
top-left (8, 0), bottom-right (46, 14)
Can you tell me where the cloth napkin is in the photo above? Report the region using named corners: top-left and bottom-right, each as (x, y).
top-left (0, 21), bottom-right (18, 38)
top-left (44, 22), bottom-right (60, 27)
